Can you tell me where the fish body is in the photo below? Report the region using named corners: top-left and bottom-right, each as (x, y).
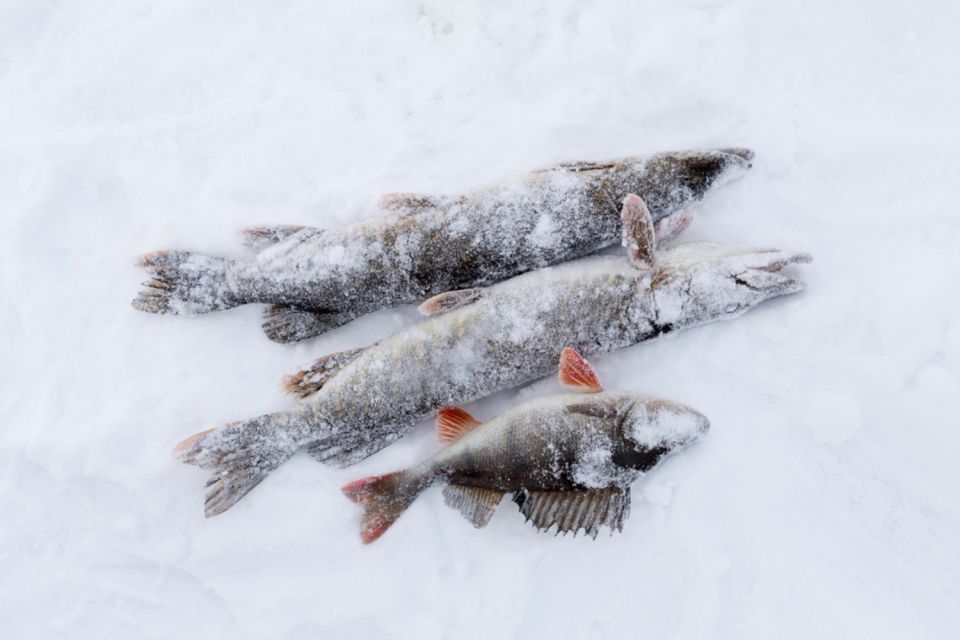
top-left (341, 349), bottom-right (710, 542)
top-left (176, 238), bottom-right (810, 517)
top-left (135, 148), bottom-right (752, 341)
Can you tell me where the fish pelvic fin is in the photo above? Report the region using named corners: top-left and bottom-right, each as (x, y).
top-left (133, 250), bottom-right (242, 315)
top-left (283, 345), bottom-right (369, 398)
top-left (173, 411), bottom-right (302, 517)
top-left (342, 469), bottom-right (433, 544)
top-left (262, 305), bottom-right (358, 343)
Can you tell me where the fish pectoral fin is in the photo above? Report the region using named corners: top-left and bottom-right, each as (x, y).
top-left (513, 486), bottom-right (631, 539)
top-left (378, 192), bottom-right (451, 215)
top-left (283, 345), bottom-right (368, 398)
top-left (436, 408), bottom-right (482, 443)
top-left (558, 347), bottom-right (603, 393)
top-left (442, 484), bottom-right (504, 528)
top-left (239, 225), bottom-right (319, 251)
top-left (417, 287), bottom-right (485, 316)
top-left (620, 193), bottom-right (657, 270)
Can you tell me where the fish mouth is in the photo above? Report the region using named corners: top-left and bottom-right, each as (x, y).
top-left (667, 148), bottom-right (754, 199)
top-left (727, 248), bottom-right (813, 298)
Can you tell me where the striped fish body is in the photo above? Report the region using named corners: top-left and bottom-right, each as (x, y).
top-left (431, 392), bottom-right (709, 492)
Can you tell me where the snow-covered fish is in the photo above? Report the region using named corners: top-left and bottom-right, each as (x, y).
top-left (342, 348), bottom-right (710, 543)
top-left (135, 148), bottom-right (753, 343)
top-left (174, 195), bottom-right (810, 517)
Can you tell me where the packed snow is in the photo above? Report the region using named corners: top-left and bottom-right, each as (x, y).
top-left (1, 1), bottom-right (958, 639)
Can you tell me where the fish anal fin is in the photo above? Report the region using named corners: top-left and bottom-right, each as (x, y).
top-left (558, 347), bottom-right (603, 393)
top-left (283, 346), bottom-right (368, 398)
top-left (442, 484), bottom-right (504, 528)
top-left (620, 193), bottom-right (656, 270)
top-left (262, 305), bottom-right (358, 344)
top-left (513, 487), bottom-right (631, 539)
top-left (418, 288), bottom-right (484, 316)
top-left (378, 192), bottom-right (449, 215)
top-left (436, 407), bottom-right (482, 443)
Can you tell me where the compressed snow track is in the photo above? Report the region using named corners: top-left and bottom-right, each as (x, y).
top-left (1, 1), bottom-right (958, 639)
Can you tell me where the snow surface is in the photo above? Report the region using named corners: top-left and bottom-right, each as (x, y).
top-left (2, 1), bottom-right (959, 638)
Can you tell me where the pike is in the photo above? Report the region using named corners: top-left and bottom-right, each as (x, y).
top-left (174, 194), bottom-right (811, 517)
top-left (134, 148), bottom-right (753, 343)
top-left (342, 348), bottom-right (710, 543)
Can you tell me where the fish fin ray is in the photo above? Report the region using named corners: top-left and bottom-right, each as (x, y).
top-left (342, 470), bottom-right (432, 543)
top-left (418, 288), bottom-right (485, 316)
top-left (239, 225), bottom-right (313, 251)
top-left (436, 408), bottom-right (482, 443)
top-left (283, 345), bottom-right (368, 398)
top-left (132, 250), bottom-right (241, 314)
top-left (442, 485), bottom-right (504, 528)
top-left (513, 487), bottom-right (630, 538)
top-left (263, 305), bottom-right (357, 344)
top-left (558, 347), bottom-right (603, 393)
top-left (620, 193), bottom-right (656, 270)
top-left (378, 192), bottom-right (450, 215)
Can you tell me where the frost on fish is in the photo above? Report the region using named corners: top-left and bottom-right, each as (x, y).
top-left (335, 350), bottom-right (711, 543)
top-left (134, 148), bottom-right (753, 342)
top-left (174, 196), bottom-right (809, 518)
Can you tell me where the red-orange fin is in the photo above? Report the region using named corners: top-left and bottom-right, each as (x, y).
top-left (436, 407), bottom-right (482, 443)
top-left (558, 347), bottom-right (603, 393)
top-left (341, 471), bottom-right (431, 544)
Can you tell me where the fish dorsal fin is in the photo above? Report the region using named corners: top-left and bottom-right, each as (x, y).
top-left (442, 484), bottom-right (504, 528)
top-left (513, 487), bottom-right (631, 538)
top-left (240, 225), bottom-right (320, 252)
top-left (620, 193), bottom-right (656, 270)
top-left (436, 407), bottom-right (482, 443)
top-left (418, 288), bottom-right (485, 316)
top-left (534, 160), bottom-right (618, 174)
top-left (283, 346), bottom-right (368, 398)
top-left (379, 192), bottom-right (449, 215)
top-left (558, 348), bottom-right (603, 393)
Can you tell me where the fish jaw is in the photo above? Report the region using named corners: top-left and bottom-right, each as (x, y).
top-left (648, 243), bottom-right (812, 329)
top-left (631, 148), bottom-right (755, 207)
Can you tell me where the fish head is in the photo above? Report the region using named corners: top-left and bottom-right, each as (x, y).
top-left (616, 397), bottom-right (711, 468)
top-left (612, 148), bottom-right (754, 216)
top-left (645, 243), bottom-right (812, 329)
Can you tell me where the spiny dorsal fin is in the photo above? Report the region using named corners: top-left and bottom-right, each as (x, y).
top-left (418, 288), bottom-right (484, 316)
top-left (513, 487), bottom-right (631, 538)
top-left (283, 346), bottom-right (368, 398)
top-left (558, 347), bottom-right (603, 393)
top-left (620, 193), bottom-right (656, 270)
top-left (378, 192), bottom-right (449, 215)
top-left (442, 484), bottom-right (504, 528)
top-left (436, 407), bottom-right (482, 443)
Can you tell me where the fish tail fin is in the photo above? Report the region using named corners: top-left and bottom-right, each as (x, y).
top-left (133, 250), bottom-right (243, 315)
top-left (262, 305), bottom-right (357, 343)
top-left (173, 411), bottom-right (301, 517)
top-left (341, 468), bottom-right (433, 543)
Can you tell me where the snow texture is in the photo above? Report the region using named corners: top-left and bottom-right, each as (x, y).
top-left (2, 1), bottom-right (959, 639)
